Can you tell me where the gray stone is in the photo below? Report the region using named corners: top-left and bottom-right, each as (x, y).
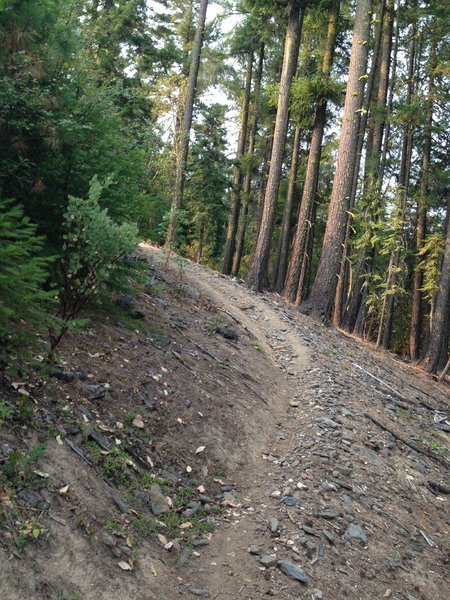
top-left (249, 544), bottom-right (264, 555)
top-left (177, 548), bottom-right (192, 567)
top-left (190, 590), bottom-right (210, 598)
top-left (278, 560), bottom-right (308, 583)
top-left (269, 518), bottom-right (280, 533)
top-left (345, 523), bottom-right (367, 545)
top-left (302, 525), bottom-right (321, 537)
top-left (128, 308), bottom-right (146, 319)
top-left (282, 497), bottom-right (299, 506)
top-left (149, 484), bottom-right (171, 515)
top-left (322, 529), bottom-right (335, 544)
top-left (260, 555), bottom-right (278, 568)
top-left (18, 490), bottom-right (50, 510)
top-left (100, 532), bottom-right (116, 548)
top-left (89, 429), bottom-right (112, 451)
top-left (1, 443), bottom-right (13, 457)
top-left (193, 538), bottom-right (210, 547)
top-left (77, 404), bottom-right (94, 421)
top-left (83, 383), bottom-right (109, 400)
top-left (112, 495), bottom-right (129, 513)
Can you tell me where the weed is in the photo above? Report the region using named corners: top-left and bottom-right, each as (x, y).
top-left (3, 442), bottom-right (47, 487)
top-left (249, 341), bottom-right (265, 354)
top-left (101, 447), bottom-right (134, 485)
top-left (0, 401), bottom-right (12, 425)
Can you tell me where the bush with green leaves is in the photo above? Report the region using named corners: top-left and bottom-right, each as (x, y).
top-left (48, 176), bottom-right (140, 352)
top-left (0, 199), bottom-right (54, 361)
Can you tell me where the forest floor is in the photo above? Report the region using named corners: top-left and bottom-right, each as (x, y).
top-left (0, 243), bottom-right (449, 600)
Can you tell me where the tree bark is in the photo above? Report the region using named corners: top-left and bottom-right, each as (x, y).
top-left (283, 1), bottom-right (339, 304)
top-left (223, 50), bottom-right (254, 274)
top-left (245, 1), bottom-right (304, 292)
top-left (419, 201), bottom-right (450, 373)
top-left (232, 43), bottom-right (265, 277)
top-left (272, 124), bottom-right (302, 293)
top-left (165, 0), bottom-right (208, 248)
top-left (300, 0), bottom-right (372, 321)
top-left (410, 62), bottom-right (434, 359)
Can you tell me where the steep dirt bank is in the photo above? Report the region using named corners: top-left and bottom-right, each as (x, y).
top-left (0, 244), bottom-right (448, 600)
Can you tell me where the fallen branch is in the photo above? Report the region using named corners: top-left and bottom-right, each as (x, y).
top-left (65, 438), bottom-right (93, 466)
top-left (173, 325), bottom-right (222, 363)
top-left (363, 413), bottom-right (449, 468)
top-left (353, 362), bottom-right (423, 408)
top-left (214, 306), bottom-right (256, 339)
top-left (439, 357), bottom-right (450, 381)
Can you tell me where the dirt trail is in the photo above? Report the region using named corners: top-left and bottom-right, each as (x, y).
top-left (1, 246), bottom-right (448, 600)
top-left (148, 248), bottom-right (449, 600)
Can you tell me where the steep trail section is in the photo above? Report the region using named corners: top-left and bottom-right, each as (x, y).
top-left (146, 248), bottom-right (450, 600)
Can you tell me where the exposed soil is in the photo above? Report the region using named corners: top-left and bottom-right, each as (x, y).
top-left (0, 243), bottom-right (448, 600)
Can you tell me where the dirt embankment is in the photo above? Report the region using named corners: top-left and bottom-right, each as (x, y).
top-left (0, 244), bottom-right (448, 600)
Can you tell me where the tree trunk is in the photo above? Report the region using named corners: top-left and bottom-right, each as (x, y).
top-left (419, 201), bottom-right (450, 373)
top-left (283, 1), bottom-right (339, 304)
top-left (343, 0), bottom-right (394, 332)
top-left (197, 223), bottom-right (204, 264)
top-left (410, 64), bottom-right (434, 359)
top-left (300, 0), bottom-right (372, 321)
top-left (223, 50), bottom-right (254, 274)
top-left (165, 0), bottom-right (208, 248)
top-left (377, 22), bottom-right (416, 348)
top-left (272, 124), bottom-right (302, 293)
top-left (232, 44), bottom-right (265, 277)
top-left (245, 1), bottom-right (304, 292)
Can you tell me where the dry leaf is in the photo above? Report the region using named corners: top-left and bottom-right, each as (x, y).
top-left (33, 470), bottom-right (50, 478)
top-left (132, 415), bottom-right (144, 428)
top-left (150, 564), bottom-right (157, 577)
top-left (179, 522), bottom-right (192, 530)
top-left (55, 435), bottom-right (63, 446)
top-left (18, 388), bottom-right (29, 397)
top-left (117, 561), bottom-right (133, 571)
top-left (195, 446), bottom-right (206, 454)
top-left (197, 485), bottom-right (206, 494)
top-left (186, 465), bottom-right (192, 473)
top-left (164, 541), bottom-right (173, 550)
top-left (126, 535), bottom-right (133, 548)
top-left (157, 534), bottom-right (168, 546)
top-left (59, 485), bottom-right (69, 494)
top-left (214, 478), bottom-right (225, 485)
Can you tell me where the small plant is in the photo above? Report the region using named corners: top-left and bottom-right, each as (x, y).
top-left (0, 401), bottom-right (12, 425)
top-left (249, 341), bottom-right (265, 354)
top-left (15, 521), bottom-right (44, 549)
top-left (101, 447), bottom-right (134, 485)
top-left (3, 442), bottom-right (47, 487)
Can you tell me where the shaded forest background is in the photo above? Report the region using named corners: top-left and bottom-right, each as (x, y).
top-left (0, 0), bottom-right (449, 373)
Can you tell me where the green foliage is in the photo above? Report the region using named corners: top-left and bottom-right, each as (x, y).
top-left (0, 199), bottom-right (54, 359)
top-left (418, 233), bottom-right (445, 302)
top-left (2, 442), bottom-right (47, 488)
top-left (48, 177), bottom-right (139, 352)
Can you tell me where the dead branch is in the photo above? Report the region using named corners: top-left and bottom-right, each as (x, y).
top-left (363, 413), bottom-right (449, 468)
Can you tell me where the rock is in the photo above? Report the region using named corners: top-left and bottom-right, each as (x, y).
top-left (215, 326), bottom-right (239, 341)
top-left (136, 490), bottom-right (150, 504)
top-left (112, 495), bottom-right (129, 513)
top-left (249, 544), bottom-right (264, 555)
top-left (282, 497), bottom-right (299, 506)
top-left (223, 491), bottom-right (236, 503)
top-left (50, 370), bottom-right (86, 382)
top-left (193, 538), bottom-right (210, 547)
top-left (83, 383), bottom-right (110, 400)
top-left (100, 532), bottom-right (116, 548)
top-left (190, 590), bottom-right (210, 598)
top-left (177, 548), bottom-right (192, 567)
top-left (278, 560), bottom-right (308, 583)
top-left (1, 443), bottom-right (13, 457)
top-left (312, 589), bottom-right (323, 599)
top-left (269, 518), bottom-right (280, 533)
top-left (322, 529), bottom-right (335, 544)
top-left (77, 404), bottom-right (94, 421)
top-left (18, 490), bottom-right (50, 510)
top-left (89, 429), bottom-right (112, 450)
top-left (128, 308), bottom-right (146, 319)
top-left (344, 523), bottom-right (367, 545)
top-left (116, 295), bottom-right (136, 309)
top-left (260, 555), bottom-right (278, 568)
top-left (302, 525), bottom-right (321, 537)
top-left (149, 484), bottom-right (171, 515)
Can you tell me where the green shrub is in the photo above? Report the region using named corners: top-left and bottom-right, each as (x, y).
top-left (0, 199), bottom-right (54, 361)
top-left (48, 176), bottom-right (140, 352)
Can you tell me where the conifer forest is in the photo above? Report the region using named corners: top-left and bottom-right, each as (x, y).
top-left (1, 0), bottom-right (449, 374)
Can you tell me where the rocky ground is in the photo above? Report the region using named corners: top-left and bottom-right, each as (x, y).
top-left (0, 244), bottom-right (448, 600)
